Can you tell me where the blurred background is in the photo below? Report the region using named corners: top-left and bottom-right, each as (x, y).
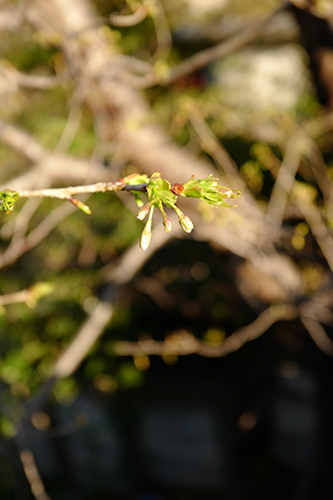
top-left (0, 0), bottom-right (333, 499)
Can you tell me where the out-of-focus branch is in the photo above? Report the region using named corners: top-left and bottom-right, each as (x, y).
top-left (54, 89), bottom-right (83, 152)
top-left (0, 282), bottom-right (52, 307)
top-left (0, 8), bottom-right (24, 32)
top-left (300, 314), bottom-right (333, 356)
top-left (148, 0), bottom-right (172, 61)
top-left (265, 133), bottom-right (301, 228)
top-left (54, 218), bottom-right (179, 377)
top-left (19, 448), bottom-right (51, 500)
top-left (112, 304), bottom-right (298, 358)
top-left (0, 120), bottom-right (112, 186)
top-left (0, 65), bottom-right (61, 90)
top-left (0, 121), bottom-right (45, 163)
top-left (0, 202), bottom-right (76, 270)
top-left (144, 6), bottom-right (284, 87)
top-left (109, 4), bottom-right (148, 27)
top-left (298, 203), bottom-right (333, 271)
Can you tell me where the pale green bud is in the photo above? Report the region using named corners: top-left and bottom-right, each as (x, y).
top-left (137, 202), bottom-right (151, 221)
top-left (140, 205), bottom-right (154, 251)
top-left (179, 214), bottom-right (194, 233)
top-left (163, 216), bottom-right (172, 232)
top-left (174, 206), bottom-right (194, 233)
top-left (140, 228), bottom-right (152, 251)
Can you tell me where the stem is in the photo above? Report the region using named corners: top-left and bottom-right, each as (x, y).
top-left (16, 182), bottom-right (147, 200)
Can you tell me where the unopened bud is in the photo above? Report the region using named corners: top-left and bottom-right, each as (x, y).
top-left (137, 202), bottom-right (151, 220)
top-left (174, 206), bottom-right (194, 233)
top-left (163, 216), bottom-right (172, 232)
top-left (140, 228), bottom-right (152, 251)
top-left (69, 197), bottom-right (91, 215)
top-left (179, 214), bottom-right (194, 233)
top-left (140, 205), bottom-right (154, 250)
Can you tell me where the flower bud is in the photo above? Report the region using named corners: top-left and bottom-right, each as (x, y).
top-left (163, 216), bottom-right (172, 232)
top-left (137, 202), bottom-right (151, 221)
top-left (140, 228), bottom-right (152, 251)
top-left (179, 214), bottom-right (194, 233)
top-left (174, 206), bottom-right (194, 233)
top-left (140, 205), bottom-right (154, 250)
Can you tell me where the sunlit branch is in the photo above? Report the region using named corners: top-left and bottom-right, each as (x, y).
top-left (111, 304), bottom-right (298, 358)
top-left (19, 448), bottom-right (51, 500)
top-left (143, 6), bottom-right (284, 88)
top-left (0, 65), bottom-right (61, 89)
top-left (265, 133), bottom-right (301, 229)
top-left (148, 0), bottom-right (172, 61)
top-left (109, 4), bottom-right (148, 27)
top-left (16, 181), bottom-right (147, 200)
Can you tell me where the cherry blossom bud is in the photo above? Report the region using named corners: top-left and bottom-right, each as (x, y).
top-left (137, 202), bottom-right (151, 221)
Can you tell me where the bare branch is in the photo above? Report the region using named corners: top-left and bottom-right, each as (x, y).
top-left (0, 202), bottom-right (76, 270)
top-left (300, 315), bottom-right (333, 356)
top-left (16, 181), bottom-right (146, 200)
top-left (0, 8), bottom-right (24, 32)
top-left (265, 132), bottom-right (301, 229)
top-left (112, 304), bottom-right (298, 358)
top-left (109, 4), bottom-right (148, 27)
top-left (148, 0), bottom-right (172, 61)
top-left (19, 449), bottom-right (51, 500)
top-left (298, 203), bottom-right (333, 272)
top-left (146, 6), bottom-right (284, 87)
top-left (0, 65), bottom-right (61, 90)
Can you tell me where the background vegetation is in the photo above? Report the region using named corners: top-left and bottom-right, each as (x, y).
top-left (0, 0), bottom-right (333, 499)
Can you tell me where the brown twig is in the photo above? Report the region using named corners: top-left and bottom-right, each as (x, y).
top-left (144, 7), bottom-right (283, 87)
top-left (16, 181), bottom-right (146, 200)
top-left (19, 449), bottom-right (51, 500)
top-left (0, 65), bottom-right (61, 90)
top-left (112, 304), bottom-right (298, 358)
top-left (108, 4), bottom-right (148, 27)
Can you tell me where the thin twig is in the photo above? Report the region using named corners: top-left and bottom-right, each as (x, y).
top-left (109, 4), bottom-right (148, 27)
top-left (0, 288), bottom-right (33, 306)
top-left (0, 202), bottom-right (76, 270)
top-left (0, 66), bottom-right (61, 90)
top-left (148, 0), bottom-right (172, 62)
top-left (300, 315), bottom-right (333, 356)
top-left (143, 6), bottom-right (283, 87)
top-left (265, 133), bottom-right (301, 229)
top-left (16, 181), bottom-right (147, 200)
top-left (54, 89), bottom-right (83, 152)
top-left (298, 203), bottom-right (333, 272)
top-left (19, 449), bottom-right (51, 500)
top-left (112, 304), bottom-right (298, 358)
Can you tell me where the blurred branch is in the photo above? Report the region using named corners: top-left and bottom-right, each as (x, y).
top-left (54, 220), bottom-right (180, 377)
top-left (144, 6), bottom-right (284, 87)
top-left (0, 7), bottom-right (24, 31)
top-left (0, 120), bottom-right (45, 163)
top-left (0, 282), bottom-right (52, 307)
top-left (109, 4), bottom-right (148, 27)
top-left (0, 121), bottom-right (117, 187)
top-left (298, 203), bottom-right (333, 271)
top-left (0, 65), bottom-right (61, 90)
top-left (148, 0), bottom-right (172, 61)
top-left (265, 132), bottom-right (301, 229)
top-left (19, 448), bottom-right (51, 500)
top-left (54, 89), bottom-right (83, 152)
top-left (300, 314), bottom-right (333, 356)
top-left (0, 202), bottom-right (77, 270)
top-left (112, 304), bottom-right (298, 358)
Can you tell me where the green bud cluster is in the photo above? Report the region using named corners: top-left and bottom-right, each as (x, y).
top-left (133, 172), bottom-right (240, 251)
top-left (172, 174), bottom-right (241, 207)
top-left (0, 190), bottom-right (19, 214)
